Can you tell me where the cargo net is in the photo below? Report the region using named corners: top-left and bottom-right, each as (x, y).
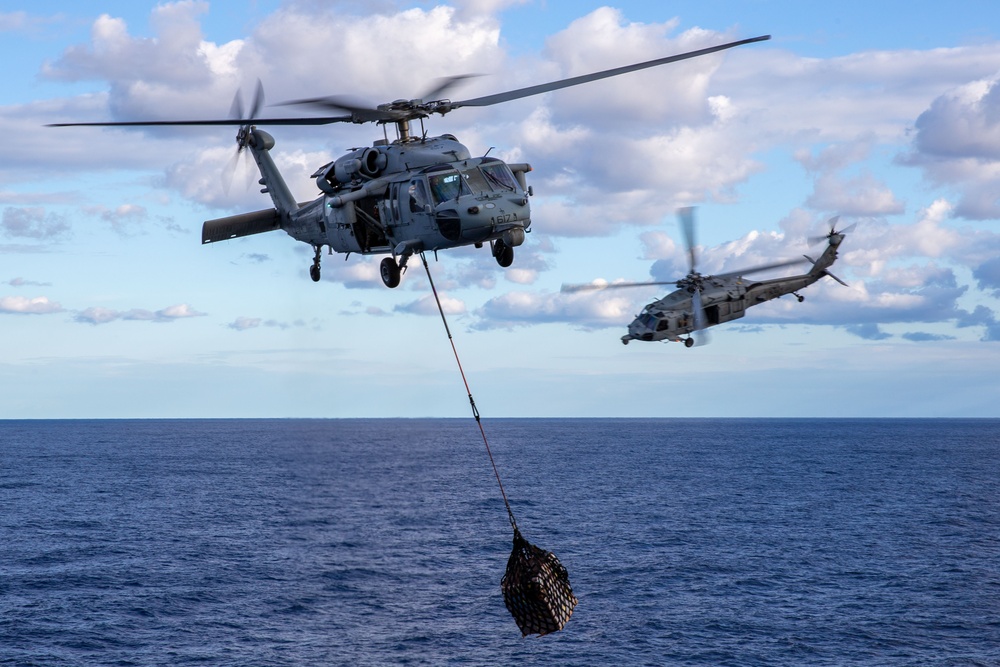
top-left (501, 528), bottom-right (578, 637)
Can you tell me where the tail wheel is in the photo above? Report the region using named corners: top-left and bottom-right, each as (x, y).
top-left (380, 257), bottom-right (401, 288)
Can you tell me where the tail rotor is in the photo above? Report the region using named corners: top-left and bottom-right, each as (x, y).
top-left (806, 215), bottom-right (854, 287)
top-left (223, 79), bottom-right (265, 194)
top-left (808, 215), bottom-right (856, 246)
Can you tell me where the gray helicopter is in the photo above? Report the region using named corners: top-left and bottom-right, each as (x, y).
top-left (563, 208), bottom-right (853, 347)
top-left (49, 36), bottom-right (769, 288)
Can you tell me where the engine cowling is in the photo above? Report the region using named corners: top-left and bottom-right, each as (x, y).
top-left (314, 148), bottom-right (387, 194)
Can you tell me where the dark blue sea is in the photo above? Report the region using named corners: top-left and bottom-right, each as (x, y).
top-left (2, 419), bottom-right (998, 666)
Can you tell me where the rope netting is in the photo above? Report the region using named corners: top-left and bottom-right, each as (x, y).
top-left (421, 252), bottom-right (577, 636)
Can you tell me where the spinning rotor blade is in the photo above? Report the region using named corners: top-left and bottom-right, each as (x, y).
top-left (276, 75), bottom-right (483, 121)
top-left (46, 114), bottom-right (355, 128)
top-left (451, 35), bottom-right (770, 110)
top-left (49, 79), bottom-right (349, 128)
top-left (420, 74), bottom-right (483, 102)
top-left (808, 216), bottom-right (857, 245)
top-left (712, 256), bottom-right (812, 280)
top-left (561, 280), bottom-right (679, 293)
top-left (273, 95), bottom-right (405, 122)
top-left (678, 206), bottom-right (697, 274)
top-left (691, 288), bottom-right (710, 347)
top-left (222, 80), bottom-right (266, 195)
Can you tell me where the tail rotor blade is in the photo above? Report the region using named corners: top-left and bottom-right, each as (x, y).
top-left (222, 149), bottom-right (240, 195)
top-left (229, 86), bottom-right (244, 122)
top-left (249, 78), bottom-right (265, 120)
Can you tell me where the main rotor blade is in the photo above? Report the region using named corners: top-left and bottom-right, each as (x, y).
top-left (713, 257), bottom-right (812, 280)
top-left (451, 35), bottom-right (770, 109)
top-left (678, 206), bottom-right (697, 274)
top-left (691, 288), bottom-right (710, 346)
top-left (561, 280), bottom-right (678, 293)
top-left (273, 95), bottom-right (404, 122)
top-left (47, 115), bottom-right (355, 128)
top-left (420, 74), bottom-right (482, 102)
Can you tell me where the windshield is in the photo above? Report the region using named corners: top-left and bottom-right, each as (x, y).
top-left (480, 162), bottom-right (517, 191)
top-left (639, 313), bottom-right (658, 330)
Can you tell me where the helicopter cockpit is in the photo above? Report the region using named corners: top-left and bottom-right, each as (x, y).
top-left (400, 157), bottom-right (530, 252)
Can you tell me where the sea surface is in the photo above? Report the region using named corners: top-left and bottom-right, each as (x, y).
top-left (1, 418), bottom-right (998, 666)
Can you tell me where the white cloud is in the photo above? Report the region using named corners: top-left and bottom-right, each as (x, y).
top-left (0, 295), bottom-right (63, 315)
top-left (395, 293), bottom-right (466, 316)
top-left (75, 303), bottom-right (206, 325)
top-left (474, 288), bottom-right (636, 330)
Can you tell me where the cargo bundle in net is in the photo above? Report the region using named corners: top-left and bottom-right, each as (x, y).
top-left (501, 528), bottom-right (578, 636)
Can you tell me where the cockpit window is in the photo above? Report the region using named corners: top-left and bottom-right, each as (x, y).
top-left (428, 172), bottom-right (470, 204)
top-left (462, 166), bottom-right (490, 194)
top-left (480, 162), bottom-right (517, 191)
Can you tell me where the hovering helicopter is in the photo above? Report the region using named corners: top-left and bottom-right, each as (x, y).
top-left (49, 35), bottom-right (769, 288)
top-left (562, 208), bottom-right (853, 347)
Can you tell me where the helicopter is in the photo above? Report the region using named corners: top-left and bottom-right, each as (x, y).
top-left (562, 208), bottom-right (853, 347)
top-left (49, 35), bottom-right (769, 288)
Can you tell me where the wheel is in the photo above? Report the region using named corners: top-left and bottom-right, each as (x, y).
top-left (797, 295), bottom-right (805, 303)
top-left (494, 240), bottom-right (514, 268)
top-left (309, 264), bottom-right (321, 282)
top-left (684, 337), bottom-right (695, 348)
top-left (380, 257), bottom-right (401, 288)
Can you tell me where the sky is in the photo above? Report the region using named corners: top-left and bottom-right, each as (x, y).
top-left (3, 0), bottom-right (1000, 418)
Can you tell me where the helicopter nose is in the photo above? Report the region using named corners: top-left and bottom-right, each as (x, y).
top-left (437, 202), bottom-right (528, 244)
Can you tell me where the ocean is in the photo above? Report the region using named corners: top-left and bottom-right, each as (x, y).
top-left (1, 418), bottom-right (998, 665)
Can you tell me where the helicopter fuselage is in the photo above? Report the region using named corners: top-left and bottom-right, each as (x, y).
top-left (203, 129), bottom-right (532, 286)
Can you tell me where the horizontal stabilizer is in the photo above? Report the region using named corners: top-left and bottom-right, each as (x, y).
top-left (202, 208), bottom-right (281, 244)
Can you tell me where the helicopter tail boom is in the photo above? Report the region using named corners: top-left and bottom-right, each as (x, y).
top-left (246, 129), bottom-right (299, 216)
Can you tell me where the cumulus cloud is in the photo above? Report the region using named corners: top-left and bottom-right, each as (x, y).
top-left (906, 74), bottom-right (1000, 219)
top-left (0, 295), bottom-right (63, 315)
top-left (473, 288), bottom-right (638, 331)
top-left (74, 303), bottom-right (206, 325)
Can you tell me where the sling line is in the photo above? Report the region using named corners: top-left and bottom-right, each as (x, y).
top-left (420, 252), bottom-right (518, 533)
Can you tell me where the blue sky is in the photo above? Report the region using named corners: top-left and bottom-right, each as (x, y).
top-left (3, 0), bottom-right (1000, 418)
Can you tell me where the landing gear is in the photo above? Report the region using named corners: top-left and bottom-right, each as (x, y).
top-left (793, 292), bottom-right (805, 303)
top-left (493, 238), bottom-right (514, 268)
top-left (684, 337), bottom-right (695, 348)
top-left (309, 245), bottom-right (322, 282)
top-left (380, 256), bottom-right (401, 288)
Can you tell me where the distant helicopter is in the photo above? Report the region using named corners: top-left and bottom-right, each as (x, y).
top-left (562, 208), bottom-right (853, 347)
top-left (49, 36), bottom-right (769, 288)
